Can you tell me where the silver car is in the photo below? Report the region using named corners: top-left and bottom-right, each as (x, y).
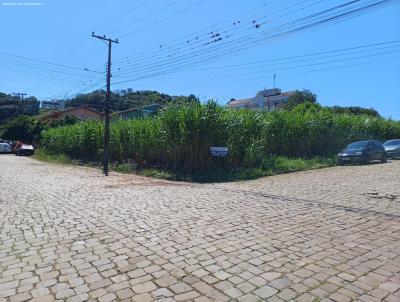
top-left (0, 143), bottom-right (12, 153)
top-left (383, 139), bottom-right (400, 159)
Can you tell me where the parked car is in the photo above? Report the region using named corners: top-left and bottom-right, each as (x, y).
top-left (383, 139), bottom-right (400, 159)
top-left (15, 144), bottom-right (35, 156)
top-left (0, 142), bottom-right (12, 153)
top-left (338, 140), bottom-right (386, 165)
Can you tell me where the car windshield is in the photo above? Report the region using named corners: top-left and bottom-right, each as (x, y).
top-left (345, 141), bottom-right (368, 150)
top-left (383, 140), bottom-right (400, 147)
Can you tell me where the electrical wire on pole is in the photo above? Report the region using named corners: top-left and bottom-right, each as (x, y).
top-left (91, 32), bottom-right (119, 176)
top-left (12, 92), bottom-right (27, 100)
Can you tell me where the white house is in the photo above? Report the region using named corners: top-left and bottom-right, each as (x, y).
top-left (227, 88), bottom-right (295, 111)
top-left (41, 100), bottom-right (65, 110)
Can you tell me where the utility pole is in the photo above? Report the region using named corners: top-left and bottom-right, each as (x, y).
top-left (273, 74), bottom-right (276, 89)
top-left (13, 92), bottom-right (27, 100)
top-left (91, 32), bottom-right (119, 176)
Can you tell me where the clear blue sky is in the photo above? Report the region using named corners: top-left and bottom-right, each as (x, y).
top-left (1, 0), bottom-right (399, 118)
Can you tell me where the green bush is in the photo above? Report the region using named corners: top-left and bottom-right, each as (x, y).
top-left (40, 101), bottom-right (400, 173)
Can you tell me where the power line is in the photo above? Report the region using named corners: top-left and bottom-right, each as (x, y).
top-left (235, 54), bottom-right (400, 81)
top-left (112, 0), bottom-right (379, 76)
top-left (111, 0), bottom-right (399, 84)
top-left (106, 0), bottom-right (184, 35)
top-left (0, 51), bottom-right (102, 73)
top-left (119, 0), bottom-right (208, 38)
top-left (12, 92), bottom-right (27, 100)
top-left (185, 40), bottom-right (400, 72)
top-left (0, 58), bottom-right (102, 79)
top-left (39, 1), bottom-right (316, 97)
top-left (32, 37), bottom-right (91, 89)
top-left (112, 0), bottom-right (310, 66)
top-left (222, 49), bottom-right (400, 78)
top-left (94, 0), bottom-right (152, 33)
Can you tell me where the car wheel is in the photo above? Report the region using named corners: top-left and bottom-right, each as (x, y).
top-left (381, 155), bottom-right (387, 163)
top-left (338, 160), bottom-right (344, 166)
top-left (363, 155), bottom-right (370, 165)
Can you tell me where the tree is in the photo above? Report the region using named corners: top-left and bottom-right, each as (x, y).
top-left (329, 106), bottom-right (380, 117)
top-left (283, 89), bottom-right (317, 110)
top-left (46, 115), bottom-right (78, 128)
top-left (291, 102), bottom-right (323, 114)
top-left (0, 115), bottom-right (41, 143)
top-left (0, 93), bottom-right (39, 123)
top-left (65, 89), bottom-right (199, 111)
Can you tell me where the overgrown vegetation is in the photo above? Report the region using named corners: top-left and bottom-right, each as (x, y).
top-left (39, 101), bottom-right (400, 181)
top-left (0, 115), bottom-right (42, 143)
top-left (66, 89), bottom-right (199, 111)
top-left (0, 92), bottom-right (39, 124)
top-left (35, 148), bottom-right (335, 182)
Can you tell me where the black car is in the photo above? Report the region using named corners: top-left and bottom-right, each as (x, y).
top-left (338, 140), bottom-right (386, 165)
top-left (383, 139), bottom-right (400, 159)
top-left (15, 144), bottom-right (35, 156)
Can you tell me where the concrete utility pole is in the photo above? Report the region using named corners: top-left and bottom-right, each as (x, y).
top-left (91, 32), bottom-right (119, 176)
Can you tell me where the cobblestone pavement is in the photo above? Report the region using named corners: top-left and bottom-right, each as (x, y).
top-left (1, 155), bottom-right (399, 302)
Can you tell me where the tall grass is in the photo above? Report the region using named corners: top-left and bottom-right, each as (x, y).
top-left (40, 101), bottom-right (400, 172)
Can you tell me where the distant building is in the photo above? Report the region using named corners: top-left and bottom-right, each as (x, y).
top-left (41, 106), bottom-right (103, 123)
top-left (227, 88), bottom-right (295, 111)
top-left (41, 100), bottom-right (65, 110)
top-left (113, 104), bottom-right (163, 120)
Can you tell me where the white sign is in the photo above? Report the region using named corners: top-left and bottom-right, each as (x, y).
top-left (210, 147), bottom-right (229, 157)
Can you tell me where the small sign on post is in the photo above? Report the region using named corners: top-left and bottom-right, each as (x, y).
top-left (210, 147), bottom-right (229, 157)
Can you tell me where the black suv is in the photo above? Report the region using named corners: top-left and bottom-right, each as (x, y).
top-left (338, 140), bottom-right (386, 165)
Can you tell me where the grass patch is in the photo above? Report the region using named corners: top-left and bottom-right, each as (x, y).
top-left (34, 150), bottom-right (336, 182)
top-left (33, 149), bottom-right (72, 165)
top-left (137, 156), bottom-right (336, 182)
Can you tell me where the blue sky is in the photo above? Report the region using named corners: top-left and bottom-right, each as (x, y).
top-left (1, 0), bottom-right (399, 118)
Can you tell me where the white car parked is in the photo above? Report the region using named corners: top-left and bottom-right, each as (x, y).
top-left (0, 143), bottom-right (12, 153)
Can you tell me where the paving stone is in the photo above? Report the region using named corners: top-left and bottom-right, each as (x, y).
top-left (261, 271), bottom-right (282, 281)
top-left (66, 293), bottom-right (89, 302)
top-left (55, 289), bottom-right (75, 299)
top-left (88, 278), bottom-right (111, 290)
top-left (224, 287), bottom-right (243, 298)
top-left (132, 281), bottom-right (157, 294)
top-left (89, 288), bottom-right (107, 299)
top-left (379, 282), bottom-right (400, 292)
top-left (254, 285), bottom-right (278, 298)
top-left (9, 292), bottom-right (31, 302)
top-left (30, 295), bottom-right (55, 302)
top-left (98, 293), bottom-right (116, 302)
top-left (169, 282), bottom-right (192, 294)
top-left (329, 292), bottom-right (352, 302)
top-left (238, 293), bottom-right (261, 302)
top-left (31, 287), bottom-right (51, 298)
top-left (192, 281), bottom-right (214, 294)
top-left (278, 288), bottom-right (297, 301)
top-left (115, 288), bottom-right (134, 299)
top-left (297, 293), bottom-right (316, 302)
top-left (1, 156), bottom-right (400, 302)
top-left (131, 293), bottom-right (152, 302)
top-left (175, 290), bottom-right (200, 301)
top-left (152, 288), bottom-right (174, 298)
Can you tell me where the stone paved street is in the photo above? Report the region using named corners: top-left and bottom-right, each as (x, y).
top-left (0, 154), bottom-right (399, 302)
